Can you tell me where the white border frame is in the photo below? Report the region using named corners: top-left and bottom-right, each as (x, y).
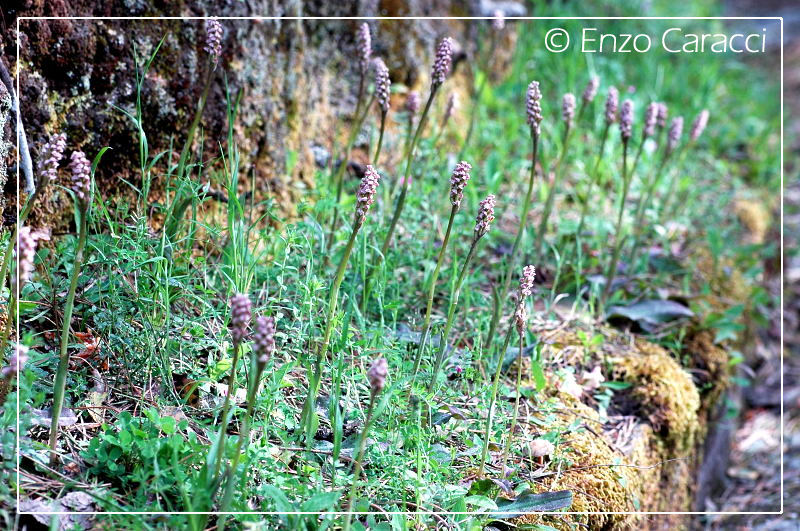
top-left (13, 15), bottom-right (784, 519)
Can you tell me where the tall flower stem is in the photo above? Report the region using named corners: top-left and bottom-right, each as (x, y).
top-left (533, 125), bottom-right (573, 258)
top-left (458, 32), bottom-right (497, 159)
top-left (427, 238), bottom-right (479, 393)
top-left (573, 123), bottom-right (610, 240)
top-left (479, 325), bottom-right (513, 476)
top-left (362, 88), bottom-right (438, 312)
top-left (626, 150), bottom-right (671, 269)
top-left (212, 341), bottom-right (241, 480)
top-left (484, 133), bottom-right (538, 354)
top-left (601, 141), bottom-right (631, 306)
top-left (409, 206), bottom-right (458, 387)
top-left (301, 225), bottom-right (360, 442)
top-left (373, 111), bottom-right (387, 166)
top-left (164, 60), bottom-right (215, 241)
top-left (48, 202), bottom-right (89, 466)
top-left (326, 96), bottom-right (375, 250)
top-left (500, 327), bottom-right (525, 473)
top-left (341, 392), bottom-right (377, 531)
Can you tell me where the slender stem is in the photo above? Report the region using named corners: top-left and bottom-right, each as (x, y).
top-left (534, 124), bottom-right (574, 258)
top-left (373, 112), bottom-right (387, 166)
top-left (212, 341), bottom-right (242, 480)
top-left (218, 362), bottom-right (266, 531)
top-left (601, 141), bottom-right (630, 306)
top-left (479, 325), bottom-right (514, 476)
top-left (362, 87), bottom-right (438, 312)
top-left (301, 223), bottom-right (361, 441)
top-left (427, 238), bottom-right (479, 393)
top-left (574, 123), bottom-right (610, 242)
top-left (48, 204), bottom-right (89, 466)
top-left (409, 206), bottom-right (458, 389)
top-left (164, 60), bottom-right (214, 240)
top-left (484, 132), bottom-right (538, 354)
top-left (459, 31), bottom-right (496, 160)
top-left (627, 151), bottom-right (670, 269)
top-left (342, 392), bottom-right (377, 531)
top-left (500, 328), bottom-right (524, 473)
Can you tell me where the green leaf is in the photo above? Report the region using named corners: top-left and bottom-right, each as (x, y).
top-left (300, 490), bottom-right (340, 512)
top-left (530, 359), bottom-right (546, 392)
top-left (490, 489), bottom-right (573, 519)
top-left (464, 495), bottom-right (498, 512)
top-left (261, 485), bottom-right (294, 512)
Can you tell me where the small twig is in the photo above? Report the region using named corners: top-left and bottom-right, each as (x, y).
top-left (535, 456), bottom-right (689, 478)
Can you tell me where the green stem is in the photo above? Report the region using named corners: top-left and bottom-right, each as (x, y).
top-left (212, 341), bottom-right (242, 481)
top-left (627, 151), bottom-right (670, 269)
top-left (574, 123), bottom-right (610, 241)
top-left (342, 392), bottom-right (377, 531)
top-left (362, 86), bottom-right (438, 312)
top-left (484, 132), bottom-right (539, 355)
top-left (164, 60), bottom-right (214, 241)
top-left (601, 140), bottom-right (631, 306)
top-left (48, 203), bottom-right (89, 466)
top-left (500, 328), bottom-right (524, 474)
top-left (534, 124), bottom-right (574, 258)
top-left (409, 206), bottom-right (458, 389)
top-left (427, 238), bottom-right (479, 393)
top-left (301, 223), bottom-right (361, 441)
top-left (479, 325), bottom-right (514, 476)
top-left (373, 112), bottom-right (387, 167)
top-left (217, 362), bottom-right (266, 531)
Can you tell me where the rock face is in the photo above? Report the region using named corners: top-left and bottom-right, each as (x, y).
top-left (1, 1), bottom-right (498, 226)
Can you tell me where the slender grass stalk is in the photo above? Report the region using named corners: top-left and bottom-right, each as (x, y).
top-left (427, 195), bottom-right (495, 393)
top-left (478, 325), bottom-right (513, 476)
top-left (373, 112), bottom-right (387, 166)
top-left (574, 123), bottom-right (610, 240)
top-left (48, 151), bottom-right (92, 467)
top-left (626, 150), bottom-right (671, 268)
top-left (342, 357), bottom-right (386, 531)
top-left (302, 167), bottom-right (381, 444)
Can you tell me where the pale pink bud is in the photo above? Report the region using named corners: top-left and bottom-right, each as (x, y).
top-left (38, 133), bottom-right (66, 185)
top-left (373, 58), bottom-right (391, 113)
top-left (1, 344), bottom-right (29, 379)
top-left (619, 99), bottom-right (634, 141)
top-left (357, 23), bottom-right (372, 74)
top-left (562, 93), bottom-right (576, 127)
top-left (474, 194), bottom-right (496, 240)
top-left (668, 116), bottom-right (684, 153)
top-left (355, 165), bottom-right (381, 224)
top-left (644, 102), bottom-right (658, 138)
top-left (493, 10), bottom-right (505, 30)
top-left (690, 109), bottom-right (709, 141)
top-left (604, 86), bottom-right (619, 124)
top-left (526, 80), bottom-right (543, 134)
top-left (449, 161), bottom-right (472, 208)
top-left (230, 293), bottom-right (252, 346)
top-left (582, 76), bottom-right (599, 104)
top-left (405, 91), bottom-right (420, 114)
top-left (253, 316), bottom-right (275, 364)
top-left (656, 103), bottom-right (668, 129)
top-left (367, 357), bottom-right (388, 394)
top-left (204, 18), bottom-right (223, 64)
top-left (69, 151), bottom-right (91, 202)
top-left (431, 37), bottom-right (454, 87)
